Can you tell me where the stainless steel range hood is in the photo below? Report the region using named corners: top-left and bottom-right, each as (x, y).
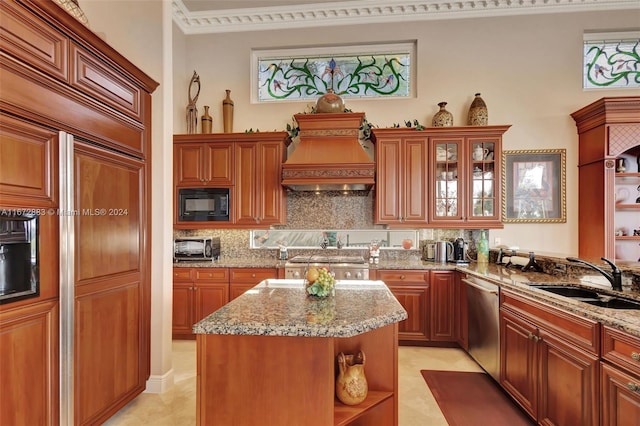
top-left (281, 112), bottom-right (375, 191)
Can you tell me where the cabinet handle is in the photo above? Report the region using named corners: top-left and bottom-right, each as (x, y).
top-left (632, 352), bottom-right (640, 361)
top-left (528, 332), bottom-right (541, 342)
top-left (400, 275), bottom-right (405, 280)
top-left (627, 383), bottom-right (640, 393)
top-left (251, 273), bottom-right (256, 278)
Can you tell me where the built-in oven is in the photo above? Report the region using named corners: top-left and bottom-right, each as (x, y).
top-left (178, 187), bottom-right (230, 222)
top-left (0, 211), bottom-right (39, 304)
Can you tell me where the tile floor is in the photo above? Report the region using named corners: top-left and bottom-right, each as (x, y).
top-left (104, 341), bottom-right (484, 425)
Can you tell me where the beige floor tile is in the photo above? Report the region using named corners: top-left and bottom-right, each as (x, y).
top-left (105, 342), bottom-right (480, 425)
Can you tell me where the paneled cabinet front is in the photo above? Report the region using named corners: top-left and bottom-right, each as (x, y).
top-left (372, 131), bottom-right (428, 226)
top-left (376, 270), bottom-right (430, 343)
top-left (229, 268), bottom-right (277, 301)
top-left (172, 268), bottom-right (229, 340)
top-left (173, 139), bottom-right (234, 186)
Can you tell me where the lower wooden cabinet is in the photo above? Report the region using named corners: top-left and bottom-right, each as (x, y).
top-left (454, 271), bottom-right (468, 350)
top-left (376, 270), bottom-right (430, 343)
top-left (229, 268), bottom-right (276, 301)
top-left (500, 289), bottom-right (599, 426)
top-left (0, 300), bottom-right (59, 426)
top-left (429, 271), bottom-right (455, 341)
top-left (600, 326), bottom-right (640, 425)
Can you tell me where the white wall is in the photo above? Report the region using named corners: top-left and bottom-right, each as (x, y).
top-left (79, 0), bottom-right (174, 392)
top-left (177, 10), bottom-right (640, 255)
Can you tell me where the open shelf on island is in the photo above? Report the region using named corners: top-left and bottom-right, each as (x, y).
top-left (334, 391), bottom-right (394, 426)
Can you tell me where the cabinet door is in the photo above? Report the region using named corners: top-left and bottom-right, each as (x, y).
top-left (229, 268), bottom-right (276, 301)
top-left (256, 141), bottom-right (285, 225)
top-left (537, 331), bottom-right (599, 426)
top-left (466, 137), bottom-right (501, 224)
top-left (375, 138), bottom-right (402, 223)
top-left (0, 301), bottom-right (59, 426)
top-left (500, 310), bottom-right (537, 419)
top-left (402, 138), bottom-right (428, 224)
top-left (204, 143), bottom-right (233, 185)
top-left (172, 283), bottom-right (194, 338)
top-left (194, 283), bottom-right (228, 322)
top-left (430, 137), bottom-right (464, 223)
top-left (0, 115), bottom-right (57, 206)
top-left (601, 363), bottom-right (640, 426)
top-left (235, 142), bottom-right (258, 225)
top-left (387, 284), bottom-right (429, 342)
top-left (174, 143), bottom-right (206, 185)
top-left (454, 272), bottom-right (468, 350)
top-left (73, 141), bottom-right (149, 425)
top-left (429, 271), bottom-right (455, 341)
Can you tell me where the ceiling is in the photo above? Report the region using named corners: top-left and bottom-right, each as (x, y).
top-left (173, 0), bottom-right (639, 34)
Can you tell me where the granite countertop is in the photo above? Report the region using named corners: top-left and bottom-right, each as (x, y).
top-left (192, 279), bottom-right (408, 338)
top-left (459, 262), bottom-right (640, 339)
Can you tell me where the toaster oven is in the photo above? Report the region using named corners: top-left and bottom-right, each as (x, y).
top-left (174, 237), bottom-right (220, 262)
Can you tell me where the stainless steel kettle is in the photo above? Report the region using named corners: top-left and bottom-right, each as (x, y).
top-left (434, 241), bottom-right (453, 263)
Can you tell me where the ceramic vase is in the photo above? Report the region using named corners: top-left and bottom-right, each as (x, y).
top-left (201, 106), bottom-right (213, 133)
top-left (467, 93), bottom-right (488, 126)
top-left (336, 351), bottom-right (368, 405)
top-left (222, 89), bottom-right (234, 133)
top-left (432, 102), bottom-right (453, 127)
top-left (315, 89), bottom-right (345, 113)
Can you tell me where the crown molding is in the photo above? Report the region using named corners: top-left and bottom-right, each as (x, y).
top-left (172, 0), bottom-right (639, 34)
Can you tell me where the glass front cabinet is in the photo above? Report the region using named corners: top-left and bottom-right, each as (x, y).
top-left (428, 126), bottom-right (510, 228)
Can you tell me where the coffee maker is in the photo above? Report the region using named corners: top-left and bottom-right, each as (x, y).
top-left (453, 238), bottom-right (468, 264)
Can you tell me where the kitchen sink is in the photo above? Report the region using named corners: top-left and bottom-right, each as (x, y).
top-left (530, 285), bottom-right (640, 310)
top-left (530, 285), bottom-right (600, 299)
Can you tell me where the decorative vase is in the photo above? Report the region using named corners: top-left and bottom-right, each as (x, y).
top-left (201, 106), bottom-right (213, 133)
top-left (432, 102), bottom-right (453, 127)
top-left (467, 93), bottom-right (488, 126)
top-left (53, 0), bottom-right (89, 27)
top-left (336, 351), bottom-right (368, 406)
top-left (315, 89), bottom-right (345, 113)
top-left (222, 89), bottom-right (234, 133)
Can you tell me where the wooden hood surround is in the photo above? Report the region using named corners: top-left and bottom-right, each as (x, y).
top-left (281, 112), bottom-right (376, 191)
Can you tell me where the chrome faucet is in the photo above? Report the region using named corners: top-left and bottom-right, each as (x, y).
top-left (566, 257), bottom-right (622, 291)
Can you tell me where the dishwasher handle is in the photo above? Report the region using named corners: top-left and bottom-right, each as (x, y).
top-left (462, 278), bottom-right (499, 295)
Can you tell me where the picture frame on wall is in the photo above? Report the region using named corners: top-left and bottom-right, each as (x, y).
top-left (502, 149), bottom-right (566, 223)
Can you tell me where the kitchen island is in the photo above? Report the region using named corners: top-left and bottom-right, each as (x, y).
top-left (193, 279), bottom-right (407, 426)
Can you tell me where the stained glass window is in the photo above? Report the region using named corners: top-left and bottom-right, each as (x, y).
top-left (252, 43), bottom-right (415, 103)
top-left (583, 32), bottom-right (640, 89)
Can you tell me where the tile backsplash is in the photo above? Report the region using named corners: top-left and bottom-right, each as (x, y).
top-left (175, 191), bottom-right (477, 260)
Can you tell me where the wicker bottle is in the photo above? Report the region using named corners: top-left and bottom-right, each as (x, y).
top-left (467, 93), bottom-right (488, 126)
top-left (222, 90), bottom-right (234, 133)
top-left (432, 102), bottom-right (453, 127)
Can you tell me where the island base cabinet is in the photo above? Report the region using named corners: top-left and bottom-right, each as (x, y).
top-left (601, 363), bottom-right (640, 426)
top-left (196, 323), bottom-right (399, 425)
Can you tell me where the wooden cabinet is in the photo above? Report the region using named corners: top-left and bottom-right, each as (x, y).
top-left (234, 135), bottom-right (287, 226)
top-left (376, 270), bottom-right (429, 343)
top-left (454, 271), bottom-right (469, 350)
top-left (428, 127), bottom-right (508, 228)
top-left (600, 326), bottom-right (640, 425)
top-left (172, 267), bottom-right (229, 340)
top-left (173, 132), bottom-right (288, 229)
top-left (1, 1), bottom-right (157, 424)
top-left (571, 97), bottom-right (640, 261)
top-left (371, 130), bottom-right (428, 226)
top-left (173, 137), bottom-right (234, 186)
top-left (429, 270), bottom-right (456, 341)
top-left (229, 268), bottom-right (276, 301)
top-left (371, 126), bottom-right (509, 228)
top-left (500, 290), bottom-right (599, 426)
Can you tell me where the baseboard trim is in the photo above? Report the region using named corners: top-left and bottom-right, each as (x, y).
top-left (145, 368), bottom-right (175, 394)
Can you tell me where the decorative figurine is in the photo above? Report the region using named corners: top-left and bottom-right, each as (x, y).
top-left (186, 71), bottom-right (200, 134)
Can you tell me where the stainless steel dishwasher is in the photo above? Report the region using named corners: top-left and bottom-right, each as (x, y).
top-left (463, 275), bottom-right (500, 381)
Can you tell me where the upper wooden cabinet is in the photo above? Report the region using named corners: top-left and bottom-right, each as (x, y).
top-left (372, 131), bottom-right (428, 226)
top-left (372, 126), bottom-right (510, 228)
top-left (173, 132), bottom-right (288, 228)
top-left (571, 96), bottom-right (640, 262)
top-left (174, 135), bottom-right (234, 186)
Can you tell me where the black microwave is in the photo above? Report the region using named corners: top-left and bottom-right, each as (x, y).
top-left (178, 188), bottom-right (230, 222)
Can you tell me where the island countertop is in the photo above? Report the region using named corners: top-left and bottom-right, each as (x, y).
top-left (192, 279), bottom-right (408, 338)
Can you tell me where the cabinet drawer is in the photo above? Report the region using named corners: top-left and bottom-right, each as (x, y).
top-left (0, 1), bottom-right (68, 81)
top-left (376, 270), bottom-right (429, 284)
top-left (70, 43), bottom-right (142, 122)
top-left (602, 326), bottom-right (640, 377)
top-left (229, 268), bottom-right (276, 283)
top-left (194, 268), bottom-right (229, 282)
top-left (501, 290), bottom-right (600, 355)
top-left (173, 268), bottom-right (192, 281)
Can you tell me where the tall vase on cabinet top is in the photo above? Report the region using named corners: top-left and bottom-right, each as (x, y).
top-left (432, 102), bottom-right (453, 127)
top-left (201, 106), bottom-right (213, 133)
top-left (222, 89), bottom-right (234, 133)
top-left (467, 93), bottom-right (488, 126)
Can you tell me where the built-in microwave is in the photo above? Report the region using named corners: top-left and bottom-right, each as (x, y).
top-left (178, 187), bottom-right (230, 222)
